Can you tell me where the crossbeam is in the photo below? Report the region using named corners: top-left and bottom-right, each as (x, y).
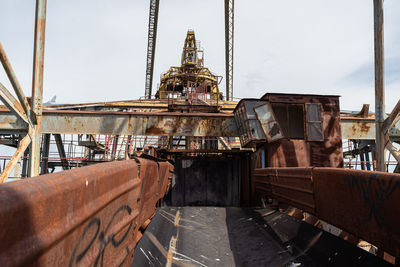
top-left (1, 109), bottom-right (400, 139)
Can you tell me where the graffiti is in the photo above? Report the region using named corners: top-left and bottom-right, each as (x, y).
top-left (69, 205), bottom-right (134, 267)
top-left (343, 172), bottom-right (400, 228)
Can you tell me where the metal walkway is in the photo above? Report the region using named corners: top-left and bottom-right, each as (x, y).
top-left (133, 207), bottom-right (391, 267)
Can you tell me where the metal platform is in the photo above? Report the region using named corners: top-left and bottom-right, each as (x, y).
top-left (133, 207), bottom-right (391, 267)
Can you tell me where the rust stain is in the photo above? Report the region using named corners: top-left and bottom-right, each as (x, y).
top-left (0, 158), bottom-right (173, 266)
top-left (254, 167), bottom-right (400, 259)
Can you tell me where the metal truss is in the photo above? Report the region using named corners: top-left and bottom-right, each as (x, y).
top-left (224, 0), bottom-right (234, 101)
top-left (144, 0), bottom-right (160, 99)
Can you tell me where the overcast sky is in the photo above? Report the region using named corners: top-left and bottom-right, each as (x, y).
top-left (0, 0), bottom-right (399, 112)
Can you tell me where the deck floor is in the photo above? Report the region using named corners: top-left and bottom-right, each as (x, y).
top-left (132, 207), bottom-right (391, 267)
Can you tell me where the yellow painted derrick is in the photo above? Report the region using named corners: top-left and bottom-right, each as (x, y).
top-left (155, 30), bottom-right (222, 101)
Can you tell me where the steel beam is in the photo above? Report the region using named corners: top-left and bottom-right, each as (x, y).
top-left (373, 0), bottom-right (385, 171)
top-left (2, 109), bottom-right (400, 139)
top-left (39, 110), bottom-right (239, 137)
top-left (144, 0), bottom-right (160, 99)
top-left (224, 0), bottom-right (234, 101)
top-left (30, 0), bottom-right (47, 177)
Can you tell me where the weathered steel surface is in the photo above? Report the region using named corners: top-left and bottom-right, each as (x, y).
top-left (136, 158), bottom-right (159, 228)
top-left (254, 167), bottom-right (400, 258)
top-left (1, 108), bottom-right (400, 139)
top-left (313, 167), bottom-right (400, 259)
top-left (373, 0), bottom-right (386, 171)
top-left (29, 0), bottom-right (47, 177)
top-left (340, 117), bottom-right (376, 139)
top-left (41, 110), bottom-right (238, 137)
top-left (157, 161), bottom-right (173, 198)
top-left (0, 159), bottom-right (173, 266)
top-left (253, 167), bottom-right (314, 214)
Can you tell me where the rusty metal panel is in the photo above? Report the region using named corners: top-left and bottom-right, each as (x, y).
top-left (341, 118), bottom-right (376, 140)
top-left (0, 160), bottom-right (142, 266)
top-left (253, 167), bottom-right (315, 214)
top-left (158, 161), bottom-right (173, 199)
top-left (267, 140), bottom-right (310, 167)
top-left (136, 158), bottom-right (160, 228)
top-left (0, 109), bottom-right (28, 133)
top-left (313, 167), bottom-right (400, 259)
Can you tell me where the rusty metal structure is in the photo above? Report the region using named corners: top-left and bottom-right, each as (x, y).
top-left (144, 0), bottom-right (160, 99)
top-left (1, 0), bottom-right (400, 266)
top-left (155, 31), bottom-right (222, 102)
top-left (0, 158), bottom-right (173, 266)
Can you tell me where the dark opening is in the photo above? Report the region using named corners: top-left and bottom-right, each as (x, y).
top-left (271, 103), bottom-right (305, 139)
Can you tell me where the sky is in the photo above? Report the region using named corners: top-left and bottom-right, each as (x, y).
top-left (0, 0), bottom-right (399, 112)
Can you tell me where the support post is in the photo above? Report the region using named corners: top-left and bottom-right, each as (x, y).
top-left (21, 147), bottom-right (29, 178)
top-left (29, 0), bottom-right (47, 177)
top-left (40, 134), bottom-right (50, 174)
top-left (373, 0), bottom-right (385, 171)
top-left (54, 134), bottom-right (70, 170)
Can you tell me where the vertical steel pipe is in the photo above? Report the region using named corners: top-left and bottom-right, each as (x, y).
top-left (29, 0), bottom-right (47, 177)
top-left (373, 0), bottom-right (385, 171)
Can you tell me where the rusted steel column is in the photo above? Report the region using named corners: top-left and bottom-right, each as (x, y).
top-left (40, 134), bottom-right (50, 174)
top-left (0, 133), bottom-right (31, 183)
top-left (29, 0), bottom-right (47, 177)
top-left (373, 0), bottom-right (386, 171)
top-left (53, 134), bottom-right (70, 170)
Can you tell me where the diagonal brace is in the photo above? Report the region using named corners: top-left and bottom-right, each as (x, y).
top-left (383, 100), bottom-right (400, 134)
top-left (0, 133), bottom-right (31, 183)
top-left (0, 42), bottom-right (32, 120)
top-left (0, 82), bottom-right (29, 124)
